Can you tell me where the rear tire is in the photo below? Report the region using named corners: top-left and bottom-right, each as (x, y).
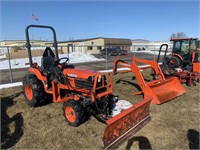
top-left (63, 100), bottom-right (86, 127)
top-left (23, 74), bottom-right (49, 107)
top-left (167, 56), bottom-right (182, 69)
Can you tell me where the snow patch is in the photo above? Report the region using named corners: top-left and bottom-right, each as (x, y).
top-left (0, 52), bottom-right (105, 70)
top-left (131, 50), bottom-right (171, 55)
top-left (0, 82), bottom-right (22, 89)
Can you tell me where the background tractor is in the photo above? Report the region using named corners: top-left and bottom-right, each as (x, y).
top-left (22, 25), bottom-right (152, 149)
top-left (157, 38), bottom-right (200, 86)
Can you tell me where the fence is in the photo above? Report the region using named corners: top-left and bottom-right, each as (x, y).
top-left (0, 44), bottom-right (172, 84)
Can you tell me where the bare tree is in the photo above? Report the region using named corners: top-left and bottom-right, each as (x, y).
top-left (170, 33), bottom-right (177, 39)
top-left (170, 32), bottom-right (187, 39)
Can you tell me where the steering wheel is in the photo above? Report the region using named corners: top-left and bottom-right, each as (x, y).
top-left (55, 57), bottom-right (69, 67)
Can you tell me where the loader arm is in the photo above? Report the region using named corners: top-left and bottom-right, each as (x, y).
top-left (113, 56), bottom-right (165, 88)
top-left (113, 55), bottom-right (186, 104)
top-left (113, 59), bottom-right (131, 74)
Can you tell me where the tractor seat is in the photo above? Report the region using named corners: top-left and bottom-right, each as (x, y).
top-left (41, 47), bottom-right (66, 86)
top-left (41, 47), bottom-right (56, 74)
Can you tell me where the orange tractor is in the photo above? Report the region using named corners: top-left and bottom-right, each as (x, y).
top-left (113, 55), bottom-right (186, 105)
top-left (22, 25), bottom-right (152, 149)
top-left (157, 38), bottom-right (200, 86)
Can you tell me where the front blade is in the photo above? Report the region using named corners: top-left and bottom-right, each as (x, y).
top-left (103, 97), bottom-right (152, 149)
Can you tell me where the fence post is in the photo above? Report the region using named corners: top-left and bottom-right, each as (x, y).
top-left (67, 44), bottom-right (72, 63)
top-left (7, 47), bottom-right (13, 83)
top-left (106, 47), bottom-right (108, 70)
top-left (153, 45), bottom-right (156, 61)
top-left (67, 45), bottom-right (69, 62)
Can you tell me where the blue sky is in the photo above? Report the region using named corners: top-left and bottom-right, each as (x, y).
top-left (0, 0), bottom-right (199, 41)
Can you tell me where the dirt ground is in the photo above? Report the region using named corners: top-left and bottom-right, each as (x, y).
top-left (1, 73), bottom-right (200, 149)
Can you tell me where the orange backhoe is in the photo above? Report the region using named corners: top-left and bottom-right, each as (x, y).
top-left (22, 25), bottom-right (152, 149)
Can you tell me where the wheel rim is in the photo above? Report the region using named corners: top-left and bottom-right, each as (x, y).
top-left (169, 59), bottom-right (177, 67)
top-left (25, 84), bottom-right (33, 100)
top-left (170, 59), bottom-right (176, 64)
top-left (65, 106), bottom-right (76, 123)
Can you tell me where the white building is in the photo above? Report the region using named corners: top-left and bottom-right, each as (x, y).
top-left (131, 39), bottom-right (173, 51)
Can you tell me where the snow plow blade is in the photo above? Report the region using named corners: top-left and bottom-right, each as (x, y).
top-left (145, 77), bottom-right (186, 104)
top-left (103, 97), bottom-right (152, 149)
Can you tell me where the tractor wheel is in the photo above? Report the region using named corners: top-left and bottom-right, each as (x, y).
top-left (63, 100), bottom-right (86, 127)
top-left (167, 56), bottom-right (182, 69)
top-left (23, 74), bottom-right (49, 107)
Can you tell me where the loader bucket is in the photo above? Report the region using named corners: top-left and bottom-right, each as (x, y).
top-left (144, 77), bottom-right (186, 104)
top-left (103, 97), bottom-right (152, 149)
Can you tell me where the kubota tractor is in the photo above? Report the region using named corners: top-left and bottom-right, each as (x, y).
top-left (157, 38), bottom-right (200, 86)
top-left (22, 25), bottom-right (152, 149)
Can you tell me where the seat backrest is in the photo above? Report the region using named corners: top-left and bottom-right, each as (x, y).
top-left (41, 47), bottom-right (56, 73)
top-left (42, 47), bottom-right (55, 58)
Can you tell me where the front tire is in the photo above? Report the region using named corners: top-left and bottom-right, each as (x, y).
top-left (23, 74), bottom-right (48, 107)
top-left (63, 100), bottom-right (86, 127)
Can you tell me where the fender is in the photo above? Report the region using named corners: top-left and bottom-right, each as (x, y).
top-left (28, 67), bottom-right (51, 93)
top-left (28, 67), bottom-right (46, 81)
top-left (171, 53), bottom-right (183, 61)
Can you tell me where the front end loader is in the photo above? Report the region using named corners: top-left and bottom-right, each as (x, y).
top-left (113, 55), bottom-right (186, 104)
top-left (22, 25), bottom-right (152, 149)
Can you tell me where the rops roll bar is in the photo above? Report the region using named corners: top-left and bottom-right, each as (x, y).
top-left (25, 25), bottom-right (59, 67)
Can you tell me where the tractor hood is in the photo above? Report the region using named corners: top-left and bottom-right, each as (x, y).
top-left (63, 67), bottom-right (99, 79)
